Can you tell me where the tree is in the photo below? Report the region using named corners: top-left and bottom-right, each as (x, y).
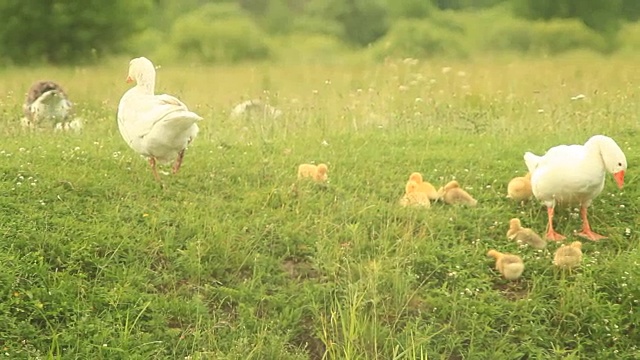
top-left (621, 0), bottom-right (640, 21)
top-left (305, 0), bottom-right (390, 46)
top-left (431, 0), bottom-right (507, 10)
top-left (387, 0), bottom-right (433, 19)
top-left (0, 0), bottom-right (152, 64)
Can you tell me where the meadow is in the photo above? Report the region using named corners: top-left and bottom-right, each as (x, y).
top-left (0, 52), bottom-right (639, 359)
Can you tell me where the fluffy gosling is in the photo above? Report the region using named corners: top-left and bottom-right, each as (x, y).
top-left (506, 218), bottom-right (546, 249)
top-left (487, 249), bottom-right (525, 280)
top-left (553, 241), bottom-right (583, 269)
top-left (408, 172), bottom-right (440, 200)
top-left (507, 172), bottom-right (532, 202)
top-left (297, 163), bottom-right (328, 182)
top-left (438, 180), bottom-right (477, 206)
top-left (399, 180), bottom-right (431, 208)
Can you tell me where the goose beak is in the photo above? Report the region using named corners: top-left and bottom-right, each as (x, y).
top-left (613, 170), bottom-right (625, 189)
top-left (126, 76), bottom-right (133, 83)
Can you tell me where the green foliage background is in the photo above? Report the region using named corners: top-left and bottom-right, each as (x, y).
top-left (1, 0), bottom-right (640, 64)
top-left (0, 0), bottom-right (152, 64)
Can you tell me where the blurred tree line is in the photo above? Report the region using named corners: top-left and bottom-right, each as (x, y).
top-left (1, 0), bottom-right (640, 65)
top-left (0, 0), bottom-right (152, 64)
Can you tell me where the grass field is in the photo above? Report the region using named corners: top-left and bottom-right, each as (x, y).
top-left (0, 53), bottom-right (639, 359)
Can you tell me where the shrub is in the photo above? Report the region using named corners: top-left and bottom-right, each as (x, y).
top-left (371, 19), bottom-right (468, 60)
top-left (486, 18), bottom-right (607, 55)
top-left (128, 28), bottom-right (166, 56)
top-left (168, 3), bottom-right (270, 64)
top-left (432, 0), bottom-right (508, 10)
top-left (617, 22), bottom-right (640, 52)
top-left (269, 34), bottom-right (350, 63)
top-left (484, 18), bottom-right (536, 53)
top-left (386, 0), bottom-right (433, 19)
top-left (304, 0), bottom-right (390, 46)
top-left (257, 0), bottom-right (294, 34)
top-left (513, 0), bottom-right (622, 36)
top-left (290, 16), bottom-right (345, 39)
top-left (531, 20), bottom-right (608, 54)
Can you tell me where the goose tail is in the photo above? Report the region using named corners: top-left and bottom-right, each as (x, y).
top-left (523, 152), bottom-right (541, 173)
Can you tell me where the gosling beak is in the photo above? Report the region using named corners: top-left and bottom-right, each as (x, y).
top-left (126, 76), bottom-right (133, 83)
top-left (613, 170), bottom-right (625, 189)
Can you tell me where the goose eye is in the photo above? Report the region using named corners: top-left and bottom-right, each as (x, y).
top-left (618, 162), bottom-right (622, 167)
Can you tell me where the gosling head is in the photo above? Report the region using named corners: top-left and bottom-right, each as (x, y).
top-left (409, 172), bottom-right (423, 183)
top-left (444, 180), bottom-right (460, 191)
top-left (316, 163), bottom-right (328, 181)
top-left (405, 180), bottom-right (419, 193)
top-left (509, 218), bottom-right (522, 230)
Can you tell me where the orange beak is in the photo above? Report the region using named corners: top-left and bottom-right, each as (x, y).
top-left (613, 170), bottom-right (625, 189)
top-left (126, 75), bottom-right (133, 83)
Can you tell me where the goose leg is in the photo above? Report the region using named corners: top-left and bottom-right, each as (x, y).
top-left (545, 207), bottom-right (566, 241)
top-left (172, 149), bottom-right (185, 174)
top-left (172, 137), bottom-right (193, 174)
top-left (149, 157), bottom-right (161, 182)
top-left (577, 206), bottom-right (606, 241)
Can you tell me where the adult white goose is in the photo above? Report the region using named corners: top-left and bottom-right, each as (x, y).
top-left (524, 135), bottom-right (626, 241)
top-left (117, 57), bottom-right (202, 182)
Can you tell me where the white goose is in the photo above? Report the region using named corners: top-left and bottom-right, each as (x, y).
top-left (524, 135), bottom-right (626, 241)
top-left (117, 57), bottom-right (202, 182)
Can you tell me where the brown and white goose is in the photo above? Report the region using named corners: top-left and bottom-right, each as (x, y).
top-left (21, 80), bottom-right (76, 130)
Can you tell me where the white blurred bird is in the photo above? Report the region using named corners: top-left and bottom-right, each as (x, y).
top-left (230, 99), bottom-right (282, 120)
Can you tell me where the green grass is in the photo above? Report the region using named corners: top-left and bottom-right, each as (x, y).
top-left (0, 53), bottom-right (639, 359)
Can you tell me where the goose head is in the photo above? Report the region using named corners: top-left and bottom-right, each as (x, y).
top-left (588, 135), bottom-right (627, 189)
top-left (126, 57), bottom-right (156, 92)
